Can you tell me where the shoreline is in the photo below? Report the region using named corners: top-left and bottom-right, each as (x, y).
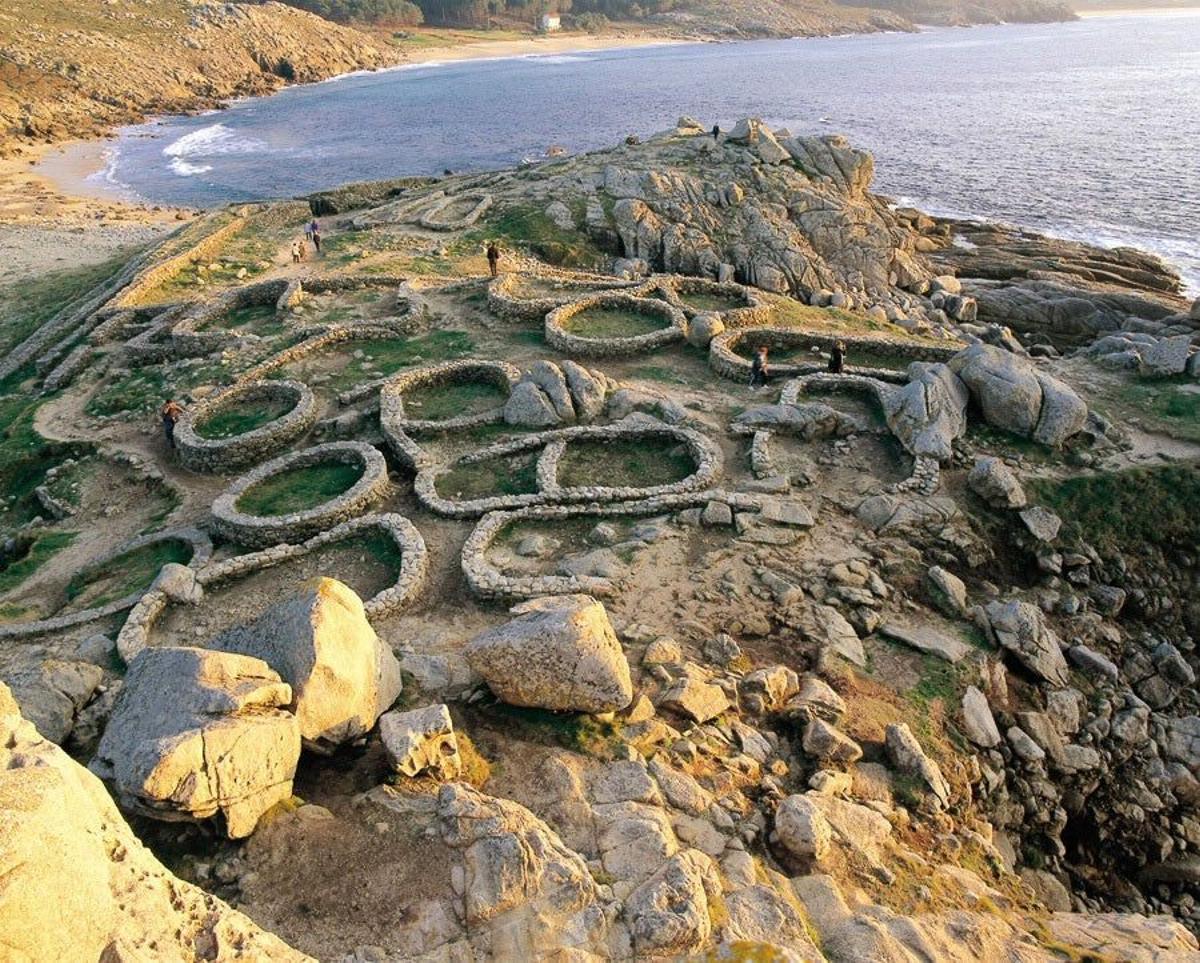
top-left (1076, 6), bottom-right (1200, 15)
top-left (28, 31), bottom-right (692, 212)
top-left (2, 29), bottom-right (689, 283)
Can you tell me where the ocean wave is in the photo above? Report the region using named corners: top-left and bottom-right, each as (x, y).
top-left (162, 123), bottom-right (265, 175)
top-left (524, 54), bottom-right (585, 64)
top-left (168, 158), bottom-right (214, 176)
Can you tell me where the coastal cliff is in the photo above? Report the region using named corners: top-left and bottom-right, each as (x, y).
top-left (0, 0), bottom-right (399, 154)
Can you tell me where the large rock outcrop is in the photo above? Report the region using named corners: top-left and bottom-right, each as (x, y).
top-left (589, 123), bottom-right (931, 302)
top-left (466, 595), bottom-right (633, 713)
top-left (0, 682), bottom-right (311, 962)
top-left (91, 647), bottom-right (301, 838)
top-left (437, 782), bottom-right (601, 931)
top-left (948, 342), bottom-right (1087, 446)
top-left (984, 599), bottom-right (1070, 687)
top-left (882, 362), bottom-right (970, 461)
top-left (207, 577), bottom-right (401, 751)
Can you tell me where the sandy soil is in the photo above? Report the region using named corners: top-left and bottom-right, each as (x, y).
top-left (0, 149), bottom-right (184, 284)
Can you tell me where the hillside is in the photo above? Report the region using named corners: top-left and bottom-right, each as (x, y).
top-left (0, 119), bottom-right (1199, 961)
top-left (852, 0), bottom-right (1075, 24)
top-left (0, 0), bottom-right (399, 153)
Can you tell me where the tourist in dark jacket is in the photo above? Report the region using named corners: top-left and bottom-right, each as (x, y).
top-left (161, 399), bottom-right (184, 449)
top-left (486, 242), bottom-right (500, 278)
top-left (750, 346), bottom-right (770, 388)
top-left (828, 340), bottom-right (846, 374)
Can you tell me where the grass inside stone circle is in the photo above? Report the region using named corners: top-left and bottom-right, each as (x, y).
top-left (403, 380), bottom-right (508, 421)
top-left (195, 393), bottom-right (295, 440)
top-left (64, 537), bottom-right (192, 610)
top-left (560, 306), bottom-right (666, 339)
top-left (436, 452), bottom-right (539, 500)
top-left (236, 461), bottom-right (364, 517)
top-left (677, 291), bottom-right (745, 313)
top-left (556, 438), bottom-right (695, 489)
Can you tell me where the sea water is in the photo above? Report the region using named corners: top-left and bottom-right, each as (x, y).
top-left (95, 12), bottom-right (1200, 290)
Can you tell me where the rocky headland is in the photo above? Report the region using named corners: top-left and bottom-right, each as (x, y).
top-left (0, 118), bottom-right (1198, 961)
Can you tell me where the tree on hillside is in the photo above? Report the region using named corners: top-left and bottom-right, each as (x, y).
top-left (280, 0), bottom-right (425, 25)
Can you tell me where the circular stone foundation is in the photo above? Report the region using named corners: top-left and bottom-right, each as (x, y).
top-left (486, 272), bottom-right (640, 321)
top-left (415, 421), bottom-right (722, 517)
top-left (378, 360), bottom-right (521, 471)
top-left (649, 276), bottom-right (770, 328)
top-left (211, 441), bottom-right (391, 547)
top-left (545, 293), bottom-right (687, 358)
top-left (175, 379), bottom-right (318, 473)
top-left (708, 327), bottom-right (960, 384)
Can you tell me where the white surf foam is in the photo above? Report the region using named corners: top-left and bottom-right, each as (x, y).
top-left (162, 123), bottom-right (264, 176)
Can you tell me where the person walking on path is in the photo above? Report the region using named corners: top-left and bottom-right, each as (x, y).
top-left (750, 346), bottom-right (770, 388)
top-left (161, 399), bottom-right (184, 450)
top-left (828, 340), bottom-right (846, 374)
top-left (312, 228), bottom-right (321, 254)
top-left (307, 217), bottom-right (319, 241)
top-left (291, 240), bottom-right (302, 264)
top-left (712, 124), bottom-right (721, 140)
top-left (486, 241), bottom-right (500, 278)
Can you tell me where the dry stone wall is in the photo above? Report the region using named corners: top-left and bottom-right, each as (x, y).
top-left (116, 513), bottom-right (427, 663)
top-left (377, 360), bottom-right (522, 471)
top-left (210, 441), bottom-right (391, 547)
top-left (417, 420), bottom-right (722, 518)
top-left (486, 272), bottom-right (640, 322)
top-left (710, 326), bottom-right (959, 384)
top-left (461, 490), bottom-right (766, 600)
top-left (174, 379), bottom-right (318, 474)
top-left (545, 293), bottom-right (688, 358)
top-left (0, 527), bottom-right (213, 640)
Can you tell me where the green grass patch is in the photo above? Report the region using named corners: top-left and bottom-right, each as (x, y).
top-left (356, 531), bottom-right (405, 574)
top-left (403, 380), bottom-right (507, 421)
top-left (86, 368), bottom-right (168, 418)
top-left (65, 537), bottom-right (192, 609)
top-left (487, 703), bottom-right (626, 759)
top-left (473, 203), bottom-right (605, 267)
top-left (319, 331), bottom-right (476, 392)
top-left (436, 452), bottom-right (539, 500)
top-left (236, 462), bottom-right (363, 517)
top-left (0, 394), bottom-right (87, 530)
top-left (557, 438), bottom-right (695, 489)
top-left (561, 306), bottom-right (666, 339)
top-left (677, 291), bottom-right (745, 314)
top-left (0, 248), bottom-right (141, 359)
top-left (0, 531), bottom-right (77, 596)
top-left (1105, 377), bottom-right (1200, 443)
top-left (1030, 464), bottom-right (1200, 552)
top-left (195, 394), bottom-right (293, 440)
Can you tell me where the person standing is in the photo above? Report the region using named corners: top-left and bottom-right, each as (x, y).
top-left (486, 241), bottom-right (500, 278)
top-left (161, 399), bottom-right (184, 450)
top-left (712, 124), bottom-right (721, 140)
top-left (291, 240), bottom-right (301, 264)
top-left (312, 227), bottom-right (321, 254)
top-left (828, 340), bottom-right (846, 374)
top-left (750, 346), bottom-right (770, 388)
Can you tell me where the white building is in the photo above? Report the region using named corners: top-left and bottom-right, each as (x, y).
top-left (539, 14), bottom-right (561, 31)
